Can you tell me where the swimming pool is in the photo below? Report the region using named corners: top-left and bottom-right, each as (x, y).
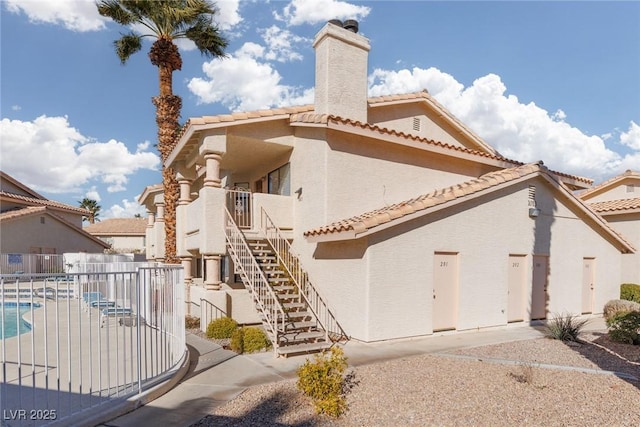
top-left (1, 302), bottom-right (40, 339)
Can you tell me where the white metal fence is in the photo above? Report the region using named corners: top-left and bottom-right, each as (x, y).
top-left (0, 254), bottom-right (66, 276)
top-left (0, 265), bottom-right (185, 426)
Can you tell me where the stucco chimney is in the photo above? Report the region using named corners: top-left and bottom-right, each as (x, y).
top-left (313, 20), bottom-right (370, 123)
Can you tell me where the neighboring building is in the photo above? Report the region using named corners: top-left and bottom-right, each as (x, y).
top-left (84, 218), bottom-right (148, 254)
top-left (140, 21), bottom-right (635, 349)
top-left (579, 170), bottom-right (640, 284)
top-left (0, 171), bottom-right (109, 255)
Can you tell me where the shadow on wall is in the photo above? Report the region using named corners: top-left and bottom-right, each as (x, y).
top-left (529, 178), bottom-right (556, 323)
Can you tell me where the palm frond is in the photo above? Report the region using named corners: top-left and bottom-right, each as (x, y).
top-left (185, 18), bottom-right (228, 58)
top-left (97, 0), bottom-right (136, 26)
top-left (114, 33), bottom-right (143, 64)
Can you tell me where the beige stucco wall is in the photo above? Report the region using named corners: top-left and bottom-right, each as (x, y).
top-left (603, 214), bottom-right (640, 283)
top-left (369, 104), bottom-right (469, 150)
top-left (1, 215), bottom-right (106, 254)
top-left (585, 182), bottom-right (639, 203)
top-left (299, 177), bottom-right (623, 342)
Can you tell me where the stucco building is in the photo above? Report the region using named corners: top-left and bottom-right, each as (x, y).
top-left (84, 217), bottom-right (147, 254)
top-left (580, 170), bottom-right (640, 284)
top-left (140, 21), bottom-right (635, 354)
top-left (0, 171), bottom-right (109, 256)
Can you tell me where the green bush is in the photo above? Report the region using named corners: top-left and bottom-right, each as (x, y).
top-left (545, 313), bottom-right (589, 342)
top-left (185, 315), bottom-right (200, 329)
top-left (206, 317), bottom-right (238, 339)
top-left (297, 347), bottom-right (355, 418)
top-left (603, 299), bottom-right (640, 326)
top-left (242, 327), bottom-right (271, 353)
top-left (608, 311), bottom-right (640, 345)
top-left (230, 328), bottom-right (244, 353)
top-left (620, 283), bottom-right (640, 303)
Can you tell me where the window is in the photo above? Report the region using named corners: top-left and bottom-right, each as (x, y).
top-left (40, 216), bottom-right (45, 224)
top-left (627, 185), bottom-right (635, 193)
top-left (267, 163), bottom-right (290, 196)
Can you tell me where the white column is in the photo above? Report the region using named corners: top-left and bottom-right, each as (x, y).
top-left (204, 254), bottom-right (222, 290)
top-left (204, 153), bottom-right (222, 188)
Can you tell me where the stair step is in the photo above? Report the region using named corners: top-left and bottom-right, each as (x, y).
top-left (272, 286), bottom-right (296, 293)
top-left (255, 255), bottom-right (276, 260)
top-left (282, 302), bottom-right (305, 309)
top-left (269, 277), bottom-right (291, 283)
top-left (277, 341), bottom-right (332, 356)
top-left (280, 330), bottom-right (326, 341)
top-left (260, 263), bottom-right (281, 268)
top-left (286, 320), bottom-right (317, 330)
top-left (286, 311), bottom-right (311, 319)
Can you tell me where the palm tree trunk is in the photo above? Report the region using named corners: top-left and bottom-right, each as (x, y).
top-left (154, 62), bottom-right (182, 264)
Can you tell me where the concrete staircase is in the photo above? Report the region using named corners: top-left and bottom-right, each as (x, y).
top-left (246, 239), bottom-right (332, 357)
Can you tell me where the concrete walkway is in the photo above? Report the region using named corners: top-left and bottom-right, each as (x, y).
top-left (101, 317), bottom-right (606, 427)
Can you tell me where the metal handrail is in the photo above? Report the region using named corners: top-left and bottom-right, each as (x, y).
top-left (223, 207), bottom-right (286, 352)
top-left (261, 207), bottom-right (348, 342)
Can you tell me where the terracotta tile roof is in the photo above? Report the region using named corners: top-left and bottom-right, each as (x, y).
top-left (291, 113), bottom-right (521, 161)
top-left (0, 206), bottom-right (46, 221)
top-left (83, 218), bottom-right (148, 235)
top-left (304, 162), bottom-right (544, 238)
top-left (588, 197), bottom-right (640, 214)
top-left (579, 170), bottom-right (640, 200)
top-left (0, 191), bottom-right (89, 215)
top-left (173, 91), bottom-right (591, 187)
top-left (303, 162), bottom-right (634, 253)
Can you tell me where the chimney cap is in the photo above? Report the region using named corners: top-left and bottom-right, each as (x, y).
top-left (343, 19), bottom-right (359, 33)
top-left (328, 19), bottom-right (343, 27)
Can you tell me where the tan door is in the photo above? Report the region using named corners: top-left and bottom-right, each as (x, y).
top-left (582, 258), bottom-right (595, 314)
top-left (507, 255), bottom-right (527, 322)
top-left (531, 255), bottom-right (548, 320)
top-left (432, 252), bottom-right (458, 331)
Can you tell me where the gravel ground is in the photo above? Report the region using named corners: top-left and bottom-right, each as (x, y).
top-left (190, 331), bottom-right (640, 427)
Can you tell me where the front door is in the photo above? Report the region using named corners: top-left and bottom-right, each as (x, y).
top-left (582, 258), bottom-right (595, 314)
top-left (432, 252), bottom-right (458, 331)
top-left (508, 255), bottom-right (527, 322)
top-left (531, 255), bottom-right (548, 320)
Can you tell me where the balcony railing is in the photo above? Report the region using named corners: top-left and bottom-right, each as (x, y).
top-left (0, 265), bottom-right (185, 426)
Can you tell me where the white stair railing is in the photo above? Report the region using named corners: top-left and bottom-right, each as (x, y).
top-left (261, 208), bottom-right (348, 342)
top-left (224, 207), bottom-right (285, 351)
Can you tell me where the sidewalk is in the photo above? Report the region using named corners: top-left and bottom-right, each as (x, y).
top-left (101, 317), bottom-right (606, 427)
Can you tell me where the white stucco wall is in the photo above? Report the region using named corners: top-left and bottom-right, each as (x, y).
top-left (299, 177), bottom-right (624, 342)
top-left (585, 182), bottom-right (640, 202)
top-left (1, 215), bottom-right (106, 254)
top-left (604, 214), bottom-right (640, 283)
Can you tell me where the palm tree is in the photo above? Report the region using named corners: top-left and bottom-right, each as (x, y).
top-left (97, 0), bottom-right (228, 263)
top-left (79, 198), bottom-right (101, 224)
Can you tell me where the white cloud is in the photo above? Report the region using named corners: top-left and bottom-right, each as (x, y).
top-left (0, 115), bottom-right (159, 194)
top-left (620, 121), bottom-right (640, 150)
top-left (187, 42), bottom-right (313, 111)
top-left (368, 67), bottom-right (639, 181)
top-left (276, 0), bottom-right (370, 26)
top-left (11, 105), bottom-right (21, 111)
top-left (260, 25), bottom-right (308, 62)
top-left (215, 0), bottom-right (243, 30)
top-left (103, 198), bottom-right (146, 219)
top-left (4, 0), bottom-right (107, 32)
top-left (85, 187), bottom-right (101, 202)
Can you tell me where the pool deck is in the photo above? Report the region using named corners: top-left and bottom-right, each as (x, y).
top-left (1, 288), bottom-right (181, 427)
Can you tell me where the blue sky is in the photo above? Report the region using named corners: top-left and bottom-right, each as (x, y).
top-left (1, 0), bottom-right (639, 219)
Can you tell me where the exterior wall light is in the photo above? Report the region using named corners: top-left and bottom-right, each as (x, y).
top-left (529, 208), bottom-right (541, 218)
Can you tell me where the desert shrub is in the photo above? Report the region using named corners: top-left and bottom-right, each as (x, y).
top-left (206, 317), bottom-right (238, 339)
top-left (603, 299), bottom-right (640, 326)
top-left (620, 283), bottom-right (640, 303)
top-left (545, 313), bottom-right (589, 342)
top-left (242, 327), bottom-right (271, 353)
top-left (185, 315), bottom-right (200, 329)
top-left (609, 311), bottom-right (640, 344)
top-left (608, 311), bottom-right (640, 345)
top-left (230, 328), bottom-right (244, 353)
top-left (297, 347), bottom-right (355, 418)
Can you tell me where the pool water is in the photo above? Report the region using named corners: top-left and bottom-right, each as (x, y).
top-left (1, 302), bottom-right (39, 339)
